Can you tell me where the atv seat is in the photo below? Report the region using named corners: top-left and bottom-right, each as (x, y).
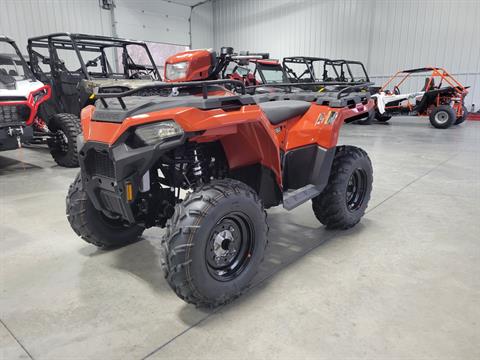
top-left (259, 100), bottom-right (311, 125)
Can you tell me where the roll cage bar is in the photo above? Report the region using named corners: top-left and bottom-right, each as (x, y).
top-left (380, 66), bottom-right (466, 93)
top-left (283, 56), bottom-right (370, 83)
top-left (0, 36), bottom-right (36, 80)
top-left (27, 32), bottom-right (162, 81)
top-left (217, 48), bottom-right (271, 80)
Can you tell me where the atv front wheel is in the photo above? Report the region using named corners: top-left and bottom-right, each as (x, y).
top-left (47, 113), bottom-right (81, 167)
top-left (161, 179), bottom-right (268, 307)
top-left (454, 105), bottom-right (468, 125)
top-left (429, 105), bottom-right (456, 129)
top-left (66, 172), bottom-right (145, 249)
top-left (312, 146), bottom-right (373, 229)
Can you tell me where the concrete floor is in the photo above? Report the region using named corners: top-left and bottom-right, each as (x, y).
top-left (1, 117), bottom-right (479, 360)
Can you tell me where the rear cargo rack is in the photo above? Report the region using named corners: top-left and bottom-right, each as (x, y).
top-left (246, 81), bottom-right (372, 98)
top-left (94, 79), bottom-right (247, 109)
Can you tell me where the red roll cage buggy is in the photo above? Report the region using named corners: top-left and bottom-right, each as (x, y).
top-left (372, 67), bottom-right (469, 128)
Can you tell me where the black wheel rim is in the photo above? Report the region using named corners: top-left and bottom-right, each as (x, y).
top-left (206, 212), bottom-right (255, 281)
top-left (50, 129), bottom-right (69, 153)
top-left (346, 168), bottom-right (368, 212)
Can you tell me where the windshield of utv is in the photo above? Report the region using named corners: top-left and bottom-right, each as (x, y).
top-left (29, 35), bottom-right (160, 81)
top-left (256, 63), bottom-right (288, 83)
top-left (0, 41), bottom-right (32, 83)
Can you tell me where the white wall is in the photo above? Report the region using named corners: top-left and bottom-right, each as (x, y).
top-left (0, 0), bottom-right (111, 53)
top-left (0, 0), bottom-right (214, 52)
top-left (112, 0), bottom-right (214, 48)
top-left (192, 0), bottom-right (215, 49)
top-left (114, 0), bottom-right (191, 45)
top-left (213, 0), bottom-right (480, 109)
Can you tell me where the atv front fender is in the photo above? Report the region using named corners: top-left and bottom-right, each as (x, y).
top-left (78, 134), bottom-right (187, 223)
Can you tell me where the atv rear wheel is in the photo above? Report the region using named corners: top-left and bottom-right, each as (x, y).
top-left (429, 105), bottom-right (456, 129)
top-left (354, 110), bottom-right (374, 125)
top-left (66, 172), bottom-right (144, 249)
top-left (161, 179), bottom-right (268, 307)
top-left (454, 105), bottom-right (468, 125)
top-left (312, 146), bottom-right (373, 229)
top-left (47, 113), bottom-right (80, 167)
top-left (375, 113), bottom-right (392, 122)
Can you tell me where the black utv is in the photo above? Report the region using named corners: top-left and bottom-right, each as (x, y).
top-left (27, 33), bottom-right (162, 166)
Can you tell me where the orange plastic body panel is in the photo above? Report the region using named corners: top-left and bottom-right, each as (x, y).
top-left (164, 49), bottom-right (213, 82)
top-left (81, 100), bottom-right (348, 188)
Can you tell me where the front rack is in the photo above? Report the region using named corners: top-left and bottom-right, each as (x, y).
top-left (94, 79), bottom-right (247, 109)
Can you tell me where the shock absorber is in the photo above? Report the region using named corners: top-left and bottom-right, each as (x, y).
top-left (171, 145), bottom-right (209, 188)
top-left (192, 148), bottom-right (203, 178)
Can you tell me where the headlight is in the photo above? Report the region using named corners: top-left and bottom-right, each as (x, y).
top-left (165, 61), bottom-right (188, 81)
top-left (135, 121), bottom-right (184, 145)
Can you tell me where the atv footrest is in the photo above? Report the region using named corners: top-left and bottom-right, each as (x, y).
top-left (283, 184), bottom-right (322, 211)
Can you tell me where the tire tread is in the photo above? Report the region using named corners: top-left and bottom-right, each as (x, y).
top-left (161, 179), bottom-right (268, 307)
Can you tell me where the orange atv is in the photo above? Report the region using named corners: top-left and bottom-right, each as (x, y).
top-left (66, 47), bottom-right (373, 307)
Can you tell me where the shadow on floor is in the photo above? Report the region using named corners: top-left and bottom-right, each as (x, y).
top-left (77, 208), bottom-right (369, 324)
top-left (77, 230), bottom-right (171, 295)
top-left (111, 236), bottom-right (171, 293)
top-left (0, 155), bottom-right (43, 175)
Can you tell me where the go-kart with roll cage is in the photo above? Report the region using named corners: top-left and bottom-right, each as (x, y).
top-left (372, 67), bottom-right (469, 129)
top-left (66, 46), bottom-right (374, 307)
top-left (27, 33), bottom-right (162, 166)
top-left (0, 36), bottom-right (51, 152)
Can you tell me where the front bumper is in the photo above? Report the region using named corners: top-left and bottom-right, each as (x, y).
top-left (79, 135), bottom-right (186, 223)
top-left (0, 125), bottom-right (33, 151)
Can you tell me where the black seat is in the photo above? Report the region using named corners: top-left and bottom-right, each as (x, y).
top-left (259, 100), bottom-right (311, 125)
top-left (421, 77), bottom-right (435, 92)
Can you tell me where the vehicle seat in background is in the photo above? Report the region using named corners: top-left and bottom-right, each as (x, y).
top-left (421, 77), bottom-right (435, 92)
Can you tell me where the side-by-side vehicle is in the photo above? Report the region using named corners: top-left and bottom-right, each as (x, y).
top-left (0, 36), bottom-right (51, 153)
top-left (27, 33), bottom-right (162, 166)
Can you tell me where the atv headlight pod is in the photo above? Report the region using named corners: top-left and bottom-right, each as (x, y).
top-left (165, 61), bottom-right (189, 80)
top-left (135, 120), bottom-right (183, 145)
